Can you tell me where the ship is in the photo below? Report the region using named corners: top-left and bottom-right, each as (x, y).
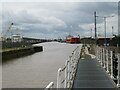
top-left (66, 35), bottom-right (81, 44)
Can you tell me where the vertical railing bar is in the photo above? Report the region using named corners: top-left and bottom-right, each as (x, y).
top-left (99, 47), bottom-right (100, 61)
top-left (106, 49), bottom-right (109, 73)
top-left (117, 53), bottom-right (120, 87)
top-left (64, 60), bottom-right (68, 88)
top-left (103, 48), bottom-right (106, 68)
top-left (68, 57), bottom-right (71, 88)
top-left (100, 48), bottom-right (103, 65)
top-left (57, 68), bottom-right (62, 88)
top-left (110, 51), bottom-right (114, 79)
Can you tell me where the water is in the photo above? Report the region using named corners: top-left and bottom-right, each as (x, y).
top-left (2, 42), bottom-right (82, 88)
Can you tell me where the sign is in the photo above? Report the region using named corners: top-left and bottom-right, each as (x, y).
top-left (104, 40), bottom-right (110, 46)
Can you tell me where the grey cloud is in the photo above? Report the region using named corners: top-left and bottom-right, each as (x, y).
top-left (2, 2), bottom-right (118, 39)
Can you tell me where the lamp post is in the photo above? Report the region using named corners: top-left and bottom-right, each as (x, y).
top-left (94, 11), bottom-right (97, 44)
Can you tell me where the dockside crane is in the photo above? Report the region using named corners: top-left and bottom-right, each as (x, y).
top-left (2, 23), bottom-right (13, 41)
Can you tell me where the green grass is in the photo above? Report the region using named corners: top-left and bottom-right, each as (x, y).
top-left (1, 45), bottom-right (32, 51)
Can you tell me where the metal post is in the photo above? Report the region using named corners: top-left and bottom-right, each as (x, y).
top-left (104, 17), bottom-right (107, 46)
top-left (106, 50), bottom-right (109, 73)
top-left (110, 51), bottom-right (114, 79)
top-left (117, 53), bottom-right (120, 87)
top-left (57, 68), bottom-right (62, 88)
top-left (96, 46), bottom-right (98, 59)
top-left (99, 47), bottom-right (101, 62)
top-left (98, 47), bottom-right (101, 62)
top-left (103, 48), bottom-right (106, 68)
top-left (101, 48), bottom-right (103, 65)
top-left (64, 60), bottom-right (68, 88)
top-left (98, 47), bottom-right (99, 60)
top-left (68, 56), bottom-right (72, 88)
top-left (97, 46), bottom-right (99, 60)
top-left (96, 46), bottom-right (97, 59)
top-left (94, 11), bottom-right (97, 44)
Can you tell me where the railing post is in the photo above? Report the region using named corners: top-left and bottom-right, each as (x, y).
top-left (64, 60), bottom-right (68, 88)
top-left (97, 47), bottom-right (99, 60)
top-left (117, 53), bottom-right (120, 87)
top-left (57, 68), bottom-right (62, 88)
top-left (106, 50), bottom-right (109, 73)
top-left (103, 48), bottom-right (106, 68)
top-left (100, 48), bottom-right (103, 65)
top-left (67, 57), bottom-right (71, 88)
top-left (110, 51), bottom-right (114, 79)
top-left (99, 47), bottom-right (100, 61)
top-left (96, 45), bottom-right (98, 59)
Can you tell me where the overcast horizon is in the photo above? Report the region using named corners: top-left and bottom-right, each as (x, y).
top-left (1, 2), bottom-right (118, 39)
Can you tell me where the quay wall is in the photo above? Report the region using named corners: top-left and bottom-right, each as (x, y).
top-left (2, 46), bottom-right (43, 61)
top-left (1, 41), bottom-right (42, 49)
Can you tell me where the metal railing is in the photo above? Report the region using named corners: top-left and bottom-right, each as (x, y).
top-left (96, 46), bottom-right (120, 87)
top-left (45, 45), bottom-right (82, 89)
top-left (57, 46), bottom-right (81, 88)
top-left (44, 82), bottom-right (54, 90)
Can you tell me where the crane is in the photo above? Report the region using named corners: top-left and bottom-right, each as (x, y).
top-left (2, 23), bottom-right (13, 41)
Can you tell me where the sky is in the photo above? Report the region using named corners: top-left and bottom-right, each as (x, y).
top-left (0, 1), bottom-right (119, 39)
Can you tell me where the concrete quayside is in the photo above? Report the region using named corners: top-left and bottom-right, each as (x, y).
top-left (1, 46), bottom-right (43, 60)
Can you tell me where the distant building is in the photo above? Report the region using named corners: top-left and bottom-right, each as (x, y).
top-left (12, 34), bottom-right (23, 42)
top-left (97, 36), bottom-right (114, 46)
top-left (81, 37), bottom-right (95, 44)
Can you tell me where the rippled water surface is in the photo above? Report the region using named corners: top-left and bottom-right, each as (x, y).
top-left (2, 42), bottom-right (82, 88)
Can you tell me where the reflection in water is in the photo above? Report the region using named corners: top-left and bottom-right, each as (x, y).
top-left (2, 42), bottom-right (82, 88)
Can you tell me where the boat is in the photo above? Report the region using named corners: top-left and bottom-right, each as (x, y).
top-left (66, 35), bottom-right (80, 43)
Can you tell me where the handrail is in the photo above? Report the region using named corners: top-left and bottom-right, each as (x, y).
top-left (96, 46), bottom-right (120, 87)
top-left (57, 46), bottom-right (81, 88)
top-left (44, 82), bottom-right (54, 90)
top-left (45, 45), bottom-right (82, 89)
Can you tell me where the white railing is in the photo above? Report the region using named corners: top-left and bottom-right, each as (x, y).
top-left (117, 53), bottom-right (120, 87)
top-left (44, 82), bottom-right (54, 90)
top-left (45, 45), bottom-right (82, 89)
top-left (96, 46), bottom-right (120, 88)
top-left (57, 46), bottom-right (81, 88)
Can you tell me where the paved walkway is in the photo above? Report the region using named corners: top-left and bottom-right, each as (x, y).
top-left (72, 58), bottom-right (119, 90)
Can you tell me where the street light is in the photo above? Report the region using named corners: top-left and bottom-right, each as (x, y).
top-left (96, 15), bottom-right (114, 46)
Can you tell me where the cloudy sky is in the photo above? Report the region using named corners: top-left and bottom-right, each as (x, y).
top-left (1, 2), bottom-right (118, 39)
